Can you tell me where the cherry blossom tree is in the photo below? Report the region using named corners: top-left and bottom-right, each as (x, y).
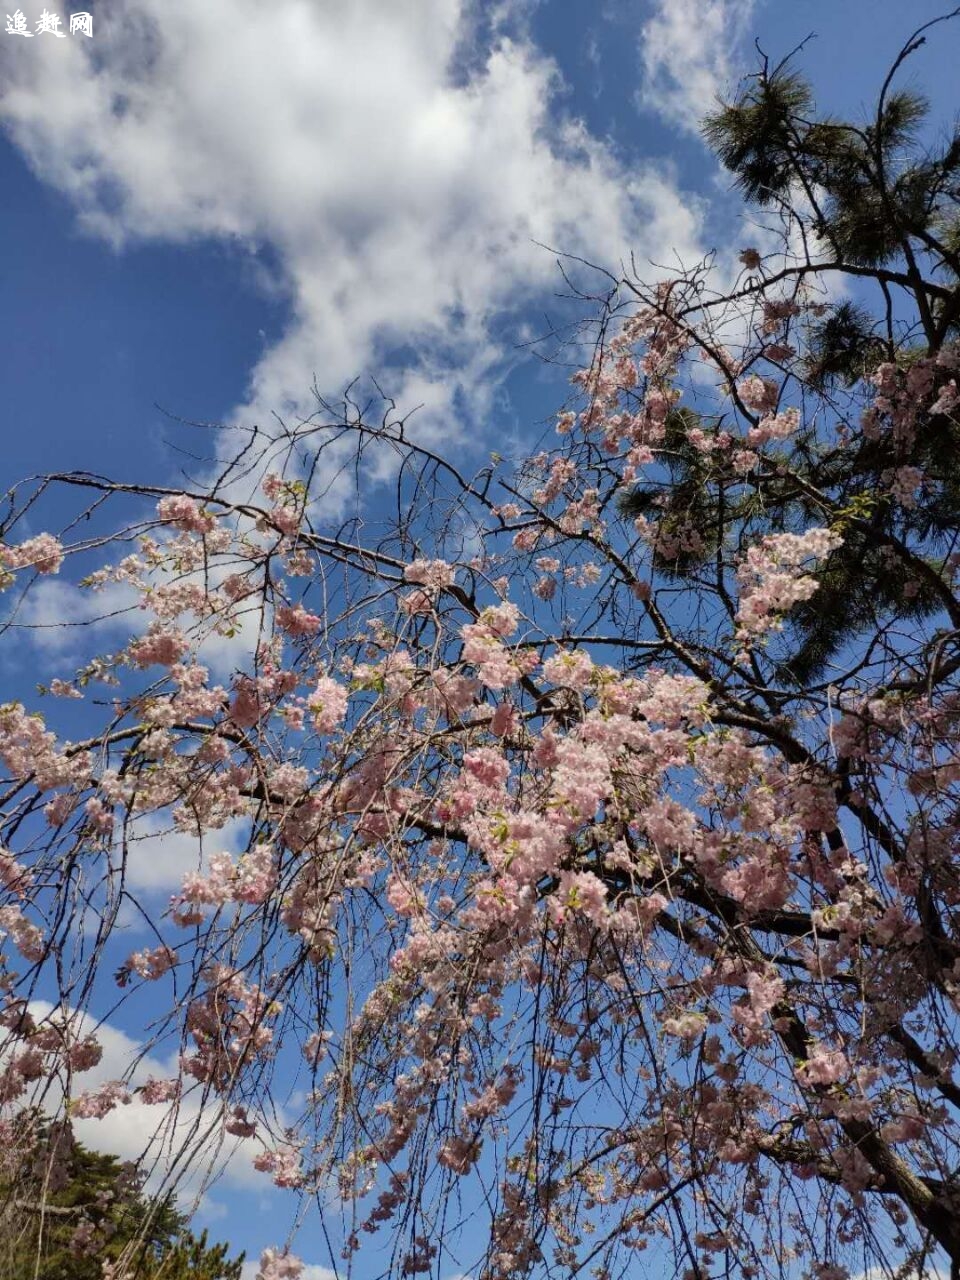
top-left (2, 18), bottom-right (960, 1280)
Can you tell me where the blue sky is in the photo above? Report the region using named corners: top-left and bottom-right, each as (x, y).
top-left (2, 0), bottom-right (957, 489)
top-left (2, 0), bottom-right (959, 1273)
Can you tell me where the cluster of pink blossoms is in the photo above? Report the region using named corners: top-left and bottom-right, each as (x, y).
top-left (404, 558), bottom-right (456, 589)
top-left (175, 846), bottom-right (277, 922)
top-left (737, 374), bottom-right (780, 415)
top-left (253, 1143), bottom-right (303, 1188)
top-left (735, 528), bottom-right (844, 642)
top-left (460, 601), bottom-right (537, 690)
top-left (255, 1250), bottom-right (304, 1280)
top-left (155, 493), bottom-right (214, 534)
top-left (71, 1080), bottom-right (132, 1119)
top-left (0, 532), bottom-right (64, 574)
top-left (308, 674), bottom-right (348, 733)
top-left (276, 603), bottom-right (323, 637)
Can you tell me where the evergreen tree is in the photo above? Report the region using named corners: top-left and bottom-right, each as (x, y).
top-left (621, 14), bottom-right (960, 684)
top-left (0, 1112), bottom-right (243, 1280)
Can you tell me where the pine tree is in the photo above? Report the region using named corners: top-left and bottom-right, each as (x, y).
top-left (0, 1112), bottom-right (243, 1280)
top-left (621, 15), bottom-right (960, 684)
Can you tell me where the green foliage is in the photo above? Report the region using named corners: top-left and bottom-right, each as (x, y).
top-left (617, 36), bottom-right (960, 684)
top-left (703, 66), bottom-right (960, 278)
top-left (621, 391), bottom-right (960, 683)
top-left (618, 407), bottom-right (726, 578)
top-left (0, 1114), bottom-right (243, 1280)
top-left (803, 301), bottom-right (883, 389)
top-left (147, 1229), bottom-right (245, 1280)
top-left (701, 68), bottom-right (816, 206)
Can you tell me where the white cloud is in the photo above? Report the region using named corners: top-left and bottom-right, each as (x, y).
top-left (241, 1263), bottom-right (336, 1280)
top-left (638, 0), bottom-right (759, 134)
top-left (5, 578), bottom-right (138, 656)
top-left (194, 1193), bottom-right (230, 1223)
top-left (5, 549), bottom-right (266, 675)
top-left (1, 0), bottom-right (707, 469)
top-left (120, 811), bottom-right (250, 894)
top-left (849, 1272), bottom-right (948, 1280)
top-left (25, 1001), bottom-right (271, 1197)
